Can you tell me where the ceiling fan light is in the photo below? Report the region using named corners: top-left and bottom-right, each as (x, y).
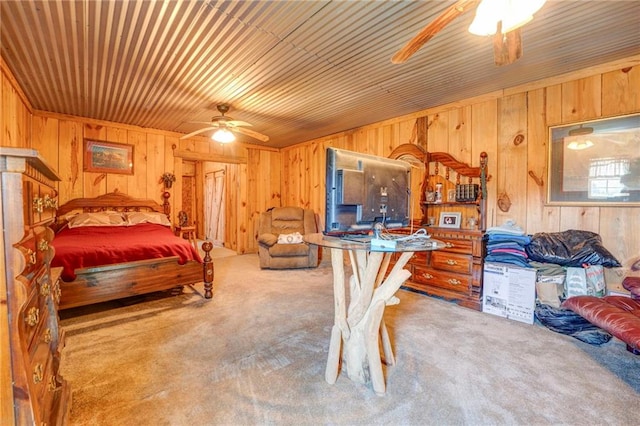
top-left (501, 14), bottom-right (532, 33)
top-left (212, 128), bottom-right (235, 143)
top-left (468, 0), bottom-right (500, 36)
top-left (469, 0), bottom-right (546, 35)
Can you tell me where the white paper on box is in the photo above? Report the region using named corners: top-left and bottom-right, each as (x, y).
top-left (482, 263), bottom-right (509, 318)
top-left (483, 262), bottom-right (537, 324)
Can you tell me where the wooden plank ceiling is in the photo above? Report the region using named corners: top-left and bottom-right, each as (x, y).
top-left (1, 1), bottom-right (639, 148)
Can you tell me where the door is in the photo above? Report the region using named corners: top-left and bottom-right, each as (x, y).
top-left (204, 168), bottom-right (226, 247)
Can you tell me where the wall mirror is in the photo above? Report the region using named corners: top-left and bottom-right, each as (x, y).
top-left (547, 113), bottom-right (640, 206)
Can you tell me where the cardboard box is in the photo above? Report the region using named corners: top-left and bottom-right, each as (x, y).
top-left (483, 262), bottom-right (537, 324)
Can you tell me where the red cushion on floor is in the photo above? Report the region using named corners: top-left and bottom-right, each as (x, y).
top-left (562, 296), bottom-right (640, 351)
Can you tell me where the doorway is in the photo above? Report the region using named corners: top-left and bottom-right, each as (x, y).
top-left (204, 168), bottom-right (226, 247)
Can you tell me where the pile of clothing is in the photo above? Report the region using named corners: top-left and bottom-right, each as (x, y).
top-left (484, 220), bottom-right (531, 268)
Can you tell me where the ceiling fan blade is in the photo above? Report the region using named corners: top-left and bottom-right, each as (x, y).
top-left (189, 121), bottom-right (220, 126)
top-left (226, 120), bottom-right (252, 127)
top-left (391, 0), bottom-right (479, 64)
top-left (493, 27), bottom-right (522, 66)
top-left (180, 127), bottom-right (216, 139)
top-left (233, 126), bottom-right (270, 142)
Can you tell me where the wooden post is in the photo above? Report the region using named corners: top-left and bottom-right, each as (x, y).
top-left (201, 241), bottom-right (214, 299)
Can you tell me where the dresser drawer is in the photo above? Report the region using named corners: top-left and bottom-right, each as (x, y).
top-left (430, 251), bottom-right (472, 275)
top-left (21, 287), bottom-right (44, 350)
top-left (24, 177), bottom-right (58, 225)
top-left (434, 236), bottom-right (473, 255)
top-left (412, 265), bottom-right (472, 294)
top-left (28, 336), bottom-right (55, 403)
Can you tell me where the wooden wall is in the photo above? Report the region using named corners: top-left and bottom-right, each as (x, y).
top-left (2, 54), bottom-right (639, 281)
top-left (280, 56), bottom-right (640, 284)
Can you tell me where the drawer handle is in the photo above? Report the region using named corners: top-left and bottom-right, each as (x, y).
top-left (25, 249), bottom-right (36, 266)
top-left (40, 281), bottom-right (51, 298)
top-left (25, 307), bottom-right (40, 327)
top-left (33, 364), bottom-right (44, 384)
top-left (421, 273), bottom-right (434, 280)
top-left (44, 194), bottom-right (58, 209)
top-left (445, 242), bottom-right (454, 248)
top-left (446, 259), bottom-right (458, 265)
top-left (38, 239), bottom-right (49, 252)
top-left (447, 279), bottom-right (462, 286)
top-left (53, 283), bottom-right (61, 304)
top-left (33, 197), bottom-right (44, 213)
top-left (48, 375), bottom-right (60, 392)
top-left (43, 328), bottom-right (52, 344)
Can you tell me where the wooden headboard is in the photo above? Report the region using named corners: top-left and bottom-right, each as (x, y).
top-left (56, 192), bottom-right (165, 217)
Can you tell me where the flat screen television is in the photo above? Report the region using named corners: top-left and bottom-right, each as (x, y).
top-left (324, 147), bottom-right (412, 235)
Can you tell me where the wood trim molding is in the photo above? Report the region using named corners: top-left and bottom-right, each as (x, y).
top-left (172, 149), bottom-right (248, 164)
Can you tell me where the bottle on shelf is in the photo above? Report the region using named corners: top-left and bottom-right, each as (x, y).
top-left (435, 183), bottom-right (443, 203)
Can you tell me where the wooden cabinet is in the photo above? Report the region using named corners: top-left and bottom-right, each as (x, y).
top-left (406, 228), bottom-right (485, 310)
top-left (1, 148), bottom-right (69, 425)
top-left (389, 146), bottom-right (488, 310)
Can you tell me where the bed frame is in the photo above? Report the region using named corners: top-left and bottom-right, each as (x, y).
top-left (55, 191), bottom-right (214, 310)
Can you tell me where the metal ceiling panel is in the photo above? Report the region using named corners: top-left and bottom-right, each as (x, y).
top-left (1, 1), bottom-right (639, 148)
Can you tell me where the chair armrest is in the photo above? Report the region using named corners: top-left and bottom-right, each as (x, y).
top-left (258, 233), bottom-right (278, 247)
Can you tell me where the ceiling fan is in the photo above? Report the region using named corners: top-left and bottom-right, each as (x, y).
top-left (391, 0), bottom-right (546, 66)
top-left (180, 104), bottom-right (269, 143)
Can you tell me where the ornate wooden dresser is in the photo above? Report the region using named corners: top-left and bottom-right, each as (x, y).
top-left (390, 145), bottom-right (488, 311)
top-left (1, 148), bottom-right (70, 424)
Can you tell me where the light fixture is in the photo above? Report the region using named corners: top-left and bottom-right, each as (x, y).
top-left (468, 0), bottom-right (546, 36)
top-left (567, 139), bottom-right (594, 151)
top-left (566, 124), bottom-right (595, 150)
top-left (211, 128), bottom-right (235, 143)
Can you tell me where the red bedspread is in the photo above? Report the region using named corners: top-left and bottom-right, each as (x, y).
top-left (52, 224), bottom-right (202, 281)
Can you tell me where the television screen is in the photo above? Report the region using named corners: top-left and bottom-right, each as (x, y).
top-left (324, 147), bottom-right (412, 235)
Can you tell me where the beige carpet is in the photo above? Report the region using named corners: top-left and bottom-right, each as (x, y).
top-left (59, 252), bottom-right (640, 425)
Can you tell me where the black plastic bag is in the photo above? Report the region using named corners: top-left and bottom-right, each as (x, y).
top-left (525, 230), bottom-right (621, 268)
top-left (535, 303), bottom-right (612, 345)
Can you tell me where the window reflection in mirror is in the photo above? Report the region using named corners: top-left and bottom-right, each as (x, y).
top-left (548, 113), bottom-right (640, 205)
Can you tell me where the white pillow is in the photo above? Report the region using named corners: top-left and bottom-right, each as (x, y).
top-left (68, 211), bottom-right (127, 228)
top-left (277, 232), bottom-right (303, 244)
top-left (126, 211), bottom-right (171, 227)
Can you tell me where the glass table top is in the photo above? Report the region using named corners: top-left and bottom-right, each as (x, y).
top-left (304, 232), bottom-right (446, 252)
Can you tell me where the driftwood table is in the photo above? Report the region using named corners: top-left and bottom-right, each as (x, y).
top-left (305, 233), bottom-right (445, 395)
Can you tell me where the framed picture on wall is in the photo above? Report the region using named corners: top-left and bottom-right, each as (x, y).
top-left (547, 113), bottom-right (640, 206)
top-left (84, 139), bottom-right (134, 175)
top-left (438, 212), bottom-right (461, 228)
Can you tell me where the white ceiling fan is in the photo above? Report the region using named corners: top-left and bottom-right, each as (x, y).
top-left (181, 104), bottom-right (269, 143)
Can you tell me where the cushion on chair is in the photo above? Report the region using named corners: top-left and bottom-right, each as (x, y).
top-left (277, 232), bottom-right (303, 244)
top-left (562, 295), bottom-right (640, 351)
top-left (270, 207), bottom-right (306, 235)
top-left (269, 242), bottom-right (310, 257)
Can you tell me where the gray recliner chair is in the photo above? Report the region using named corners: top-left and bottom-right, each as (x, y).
top-left (257, 206), bottom-right (319, 269)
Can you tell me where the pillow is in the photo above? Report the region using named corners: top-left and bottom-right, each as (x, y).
top-left (67, 211), bottom-right (127, 228)
top-left (277, 232), bottom-right (303, 244)
top-left (126, 211), bottom-right (171, 227)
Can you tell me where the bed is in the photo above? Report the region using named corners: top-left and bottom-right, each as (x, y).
top-left (52, 192), bottom-right (214, 310)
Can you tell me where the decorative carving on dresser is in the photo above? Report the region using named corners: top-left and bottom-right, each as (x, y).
top-left (1, 148), bottom-right (70, 425)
